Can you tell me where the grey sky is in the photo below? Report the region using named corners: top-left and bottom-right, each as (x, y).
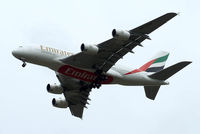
top-left (0, 0), bottom-right (199, 134)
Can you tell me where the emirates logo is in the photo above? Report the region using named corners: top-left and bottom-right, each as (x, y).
top-left (58, 65), bottom-right (113, 84)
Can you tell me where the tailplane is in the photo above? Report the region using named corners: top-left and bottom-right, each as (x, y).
top-left (144, 86), bottom-right (161, 100)
top-left (145, 61), bottom-right (191, 100)
top-left (149, 61), bottom-right (192, 80)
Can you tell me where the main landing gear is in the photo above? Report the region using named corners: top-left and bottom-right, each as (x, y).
top-left (92, 82), bottom-right (101, 89)
top-left (91, 70), bottom-right (108, 89)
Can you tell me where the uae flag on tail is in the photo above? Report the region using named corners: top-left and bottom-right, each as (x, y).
top-left (145, 51), bottom-right (169, 73)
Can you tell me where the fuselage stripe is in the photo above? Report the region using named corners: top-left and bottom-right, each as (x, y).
top-left (58, 64), bottom-right (113, 84)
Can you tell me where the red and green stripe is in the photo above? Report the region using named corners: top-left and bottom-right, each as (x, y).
top-left (125, 54), bottom-right (169, 75)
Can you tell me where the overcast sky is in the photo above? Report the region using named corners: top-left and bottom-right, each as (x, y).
top-left (0, 0), bottom-right (199, 134)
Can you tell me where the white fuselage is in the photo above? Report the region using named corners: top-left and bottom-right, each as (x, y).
top-left (12, 45), bottom-right (168, 86)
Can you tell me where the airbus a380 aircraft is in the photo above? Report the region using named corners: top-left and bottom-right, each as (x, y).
top-left (12, 13), bottom-right (191, 119)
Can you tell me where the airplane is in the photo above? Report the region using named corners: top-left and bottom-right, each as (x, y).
top-left (12, 12), bottom-right (191, 119)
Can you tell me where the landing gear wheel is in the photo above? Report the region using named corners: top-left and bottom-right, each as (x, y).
top-left (92, 83), bottom-right (96, 88)
top-left (96, 83), bottom-right (101, 89)
top-left (22, 62), bottom-right (26, 67)
top-left (91, 82), bottom-right (101, 89)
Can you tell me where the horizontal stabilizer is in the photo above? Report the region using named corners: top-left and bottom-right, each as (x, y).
top-left (149, 61), bottom-right (191, 81)
top-left (144, 86), bottom-right (161, 100)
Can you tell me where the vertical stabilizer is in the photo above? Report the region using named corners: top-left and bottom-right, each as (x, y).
top-left (145, 51), bottom-right (169, 73)
top-left (124, 51), bottom-right (169, 75)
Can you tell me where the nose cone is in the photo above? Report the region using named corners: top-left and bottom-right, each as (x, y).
top-left (12, 50), bottom-right (16, 56)
top-left (12, 49), bottom-right (21, 59)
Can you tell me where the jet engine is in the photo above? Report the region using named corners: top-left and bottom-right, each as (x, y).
top-left (80, 43), bottom-right (99, 55)
top-left (52, 98), bottom-right (68, 108)
top-left (47, 83), bottom-right (63, 94)
top-left (112, 29), bottom-right (130, 40)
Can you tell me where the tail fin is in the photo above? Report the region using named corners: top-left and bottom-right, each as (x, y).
top-left (145, 51), bottom-right (169, 73)
top-left (145, 61), bottom-right (191, 100)
top-left (125, 51), bottom-right (169, 75)
top-left (149, 61), bottom-right (192, 80)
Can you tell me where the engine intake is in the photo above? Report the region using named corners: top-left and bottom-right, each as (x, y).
top-left (112, 29), bottom-right (130, 40)
top-left (81, 43), bottom-right (99, 55)
top-left (52, 98), bottom-right (68, 108)
top-left (47, 83), bottom-right (63, 94)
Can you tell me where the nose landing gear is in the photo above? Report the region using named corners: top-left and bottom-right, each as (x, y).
top-left (22, 62), bottom-right (26, 67)
top-left (19, 58), bottom-right (26, 67)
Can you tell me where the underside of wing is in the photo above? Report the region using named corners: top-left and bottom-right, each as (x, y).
top-left (60, 13), bottom-right (177, 74)
top-left (56, 73), bottom-right (92, 119)
top-left (69, 104), bottom-right (84, 119)
top-left (66, 86), bottom-right (91, 119)
top-left (130, 13), bottom-right (177, 34)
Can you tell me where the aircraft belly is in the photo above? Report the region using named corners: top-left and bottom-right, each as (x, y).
top-left (53, 64), bottom-right (166, 86)
top-left (118, 74), bottom-right (166, 86)
top-left (57, 64), bottom-right (114, 84)
top-left (56, 73), bottom-right (83, 90)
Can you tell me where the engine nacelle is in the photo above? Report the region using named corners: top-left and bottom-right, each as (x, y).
top-left (52, 98), bottom-right (68, 108)
top-left (81, 43), bottom-right (99, 55)
top-left (112, 29), bottom-right (130, 40)
top-left (47, 83), bottom-right (63, 94)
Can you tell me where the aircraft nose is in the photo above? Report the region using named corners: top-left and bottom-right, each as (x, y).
top-left (12, 49), bottom-right (21, 59)
top-left (12, 50), bottom-right (16, 56)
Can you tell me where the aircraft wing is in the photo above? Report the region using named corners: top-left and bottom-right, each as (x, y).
top-left (61, 13), bottom-right (177, 72)
top-left (56, 73), bottom-right (91, 119)
top-left (67, 87), bottom-right (91, 119)
top-left (130, 12), bottom-right (177, 34)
